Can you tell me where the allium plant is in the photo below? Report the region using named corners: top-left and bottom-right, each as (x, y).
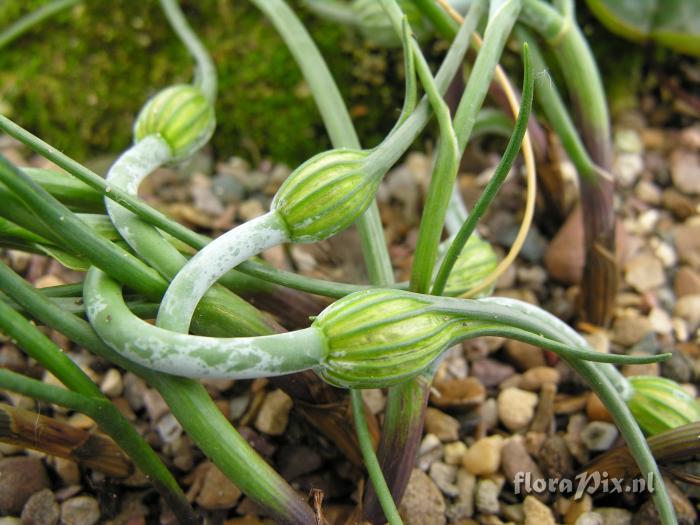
top-left (0, 1), bottom-right (692, 524)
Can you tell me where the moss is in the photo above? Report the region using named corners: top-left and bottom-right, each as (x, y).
top-left (0, 0), bottom-right (401, 166)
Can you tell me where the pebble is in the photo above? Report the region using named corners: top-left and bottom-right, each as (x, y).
top-left (500, 436), bottom-right (545, 495)
top-left (143, 389), bottom-right (169, 421)
top-left (634, 180), bottom-right (662, 205)
top-left (447, 469), bottom-right (475, 520)
top-left (505, 340), bottom-right (546, 370)
top-left (565, 414), bottom-right (590, 464)
top-left (20, 489), bottom-right (59, 525)
top-left (471, 358), bottom-right (516, 388)
top-left (195, 462), bottom-right (242, 510)
top-left (624, 253), bottom-right (665, 292)
top-left (564, 494), bottom-right (593, 524)
top-left (661, 350), bottom-right (693, 383)
top-left (575, 512), bottom-right (604, 525)
top-left (651, 238), bottom-right (677, 268)
top-left (520, 366), bottom-right (560, 391)
top-left (497, 387), bottom-right (538, 431)
top-left (538, 434), bottom-right (574, 480)
top-left (479, 398), bottom-right (499, 432)
top-left (674, 220), bottom-right (700, 268)
top-left (398, 469), bottom-right (446, 525)
top-left (361, 388), bottom-right (385, 415)
top-left (462, 435), bottom-right (503, 476)
top-left (429, 462), bottom-right (459, 497)
top-left (190, 172), bottom-right (224, 215)
top-left (648, 307), bottom-right (673, 335)
top-left (634, 478), bottom-right (697, 524)
top-left (673, 294), bottom-right (700, 331)
top-left (51, 458), bottom-right (80, 486)
top-left (581, 421), bottom-right (619, 451)
top-left (596, 507), bottom-right (632, 525)
top-left (431, 377), bottom-right (486, 409)
top-left (254, 389), bottom-right (292, 436)
top-left (418, 434), bottom-right (444, 471)
top-left (229, 393), bottom-right (250, 420)
top-left (443, 441), bottom-right (467, 465)
top-left (475, 477), bottom-right (503, 515)
top-left (424, 408), bottom-right (460, 442)
top-left (123, 373), bottom-right (147, 411)
top-left (238, 199), bottom-right (265, 221)
top-left (523, 495), bottom-right (556, 525)
top-left (586, 393), bottom-right (614, 423)
top-left (156, 413), bottom-right (183, 444)
top-left (674, 266), bottom-right (700, 296)
top-left (277, 445), bottom-right (322, 480)
top-left (611, 315), bottom-right (653, 347)
top-left (0, 456), bottom-right (51, 514)
top-left (60, 496), bottom-right (100, 525)
top-left (614, 153), bottom-right (644, 187)
top-left (662, 189), bottom-right (696, 220)
top-left (670, 149), bottom-right (700, 195)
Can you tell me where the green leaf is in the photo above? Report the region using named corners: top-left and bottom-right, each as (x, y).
top-left (586, 0), bottom-right (700, 56)
top-left (34, 244), bottom-right (89, 271)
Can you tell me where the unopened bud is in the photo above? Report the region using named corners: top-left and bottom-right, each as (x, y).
top-left (272, 148), bottom-right (376, 242)
top-left (627, 376), bottom-right (700, 435)
top-left (134, 84), bottom-right (215, 161)
top-left (313, 289), bottom-right (468, 388)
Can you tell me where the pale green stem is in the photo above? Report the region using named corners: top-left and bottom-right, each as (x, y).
top-left (351, 389), bottom-right (404, 525)
top-left (158, 0), bottom-right (217, 102)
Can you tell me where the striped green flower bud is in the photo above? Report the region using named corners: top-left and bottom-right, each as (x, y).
top-left (352, 0), bottom-right (429, 47)
top-left (443, 236), bottom-right (498, 296)
top-left (312, 289), bottom-right (473, 388)
top-left (134, 84), bottom-right (215, 161)
top-left (272, 148), bottom-right (376, 243)
top-left (627, 376), bottom-right (700, 436)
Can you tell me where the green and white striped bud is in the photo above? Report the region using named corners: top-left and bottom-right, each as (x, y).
top-left (312, 289), bottom-right (474, 388)
top-left (134, 84), bottom-right (215, 162)
top-left (442, 236), bottom-right (498, 296)
top-left (272, 148), bottom-right (376, 243)
top-left (627, 376), bottom-right (700, 436)
top-left (352, 0), bottom-right (429, 47)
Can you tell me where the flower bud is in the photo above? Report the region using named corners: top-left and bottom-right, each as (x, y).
top-left (352, 0), bottom-right (429, 47)
top-left (312, 289), bottom-right (469, 388)
top-left (627, 376), bottom-right (700, 435)
top-left (443, 236), bottom-right (498, 296)
top-left (134, 84), bottom-right (215, 161)
top-left (272, 148), bottom-right (376, 243)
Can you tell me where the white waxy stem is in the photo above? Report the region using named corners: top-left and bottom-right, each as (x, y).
top-left (84, 267), bottom-right (325, 378)
top-left (157, 211), bottom-right (290, 333)
top-left (105, 135), bottom-right (173, 248)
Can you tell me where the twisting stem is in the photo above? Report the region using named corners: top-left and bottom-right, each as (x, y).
top-left (251, 0), bottom-right (393, 284)
top-left (0, 0), bottom-right (80, 49)
top-left (351, 390), bottom-right (404, 525)
top-left (158, 0), bottom-right (217, 102)
top-left (432, 43), bottom-right (534, 295)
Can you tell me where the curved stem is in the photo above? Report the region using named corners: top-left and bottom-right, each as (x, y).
top-left (351, 390), bottom-right (404, 525)
top-left (251, 0), bottom-right (393, 284)
top-left (0, 262), bottom-right (318, 525)
top-left (157, 211), bottom-right (289, 333)
top-left (432, 43), bottom-right (533, 295)
top-left (84, 268), bottom-right (324, 379)
top-left (105, 136), bottom-right (278, 336)
top-left (158, 0), bottom-right (217, 102)
top-left (0, 0), bottom-right (79, 49)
